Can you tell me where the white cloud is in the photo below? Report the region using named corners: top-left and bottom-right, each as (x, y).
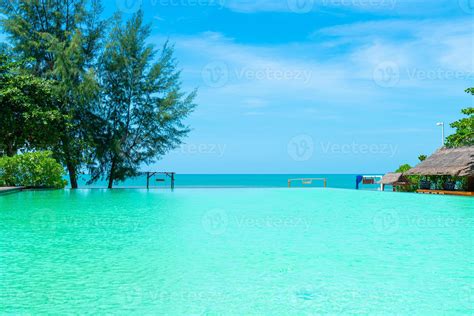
top-left (162, 17), bottom-right (472, 105)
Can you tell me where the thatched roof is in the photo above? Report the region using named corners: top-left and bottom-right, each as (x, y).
top-left (381, 172), bottom-right (408, 185)
top-left (405, 146), bottom-right (474, 177)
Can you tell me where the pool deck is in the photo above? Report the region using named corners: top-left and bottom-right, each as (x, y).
top-left (417, 189), bottom-right (474, 197)
top-left (0, 187), bottom-right (24, 194)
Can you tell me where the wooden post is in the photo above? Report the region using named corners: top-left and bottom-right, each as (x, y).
top-left (324, 179), bottom-right (327, 188)
top-left (288, 180), bottom-right (291, 188)
top-left (171, 173), bottom-right (175, 190)
top-left (146, 172), bottom-right (150, 189)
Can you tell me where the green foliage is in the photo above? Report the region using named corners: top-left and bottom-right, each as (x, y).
top-left (0, 0), bottom-right (105, 188)
top-left (0, 53), bottom-right (64, 156)
top-left (445, 88), bottom-right (474, 148)
top-left (88, 11), bottom-right (196, 188)
top-left (418, 155), bottom-right (427, 162)
top-left (0, 3), bottom-right (196, 189)
top-left (395, 164), bottom-right (411, 173)
top-left (0, 151), bottom-right (67, 188)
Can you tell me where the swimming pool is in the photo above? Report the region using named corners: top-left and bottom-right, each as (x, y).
top-left (1, 189), bottom-right (472, 314)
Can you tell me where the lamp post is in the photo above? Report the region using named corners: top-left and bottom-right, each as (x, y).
top-left (436, 122), bottom-right (445, 146)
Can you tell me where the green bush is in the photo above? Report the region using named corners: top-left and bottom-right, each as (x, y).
top-left (0, 151), bottom-right (67, 188)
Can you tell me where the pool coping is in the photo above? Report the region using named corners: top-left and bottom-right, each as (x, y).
top-left (0, 187), bottom-right (24, 195)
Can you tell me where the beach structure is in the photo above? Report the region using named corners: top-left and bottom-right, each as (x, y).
top-left (355, 175), bottom-right (383, 190)
top-left (405, 146), bottom-right (474, 195)
top-left (288, 178), bottom-right (327, 188)
top-left (146, 171), bottom-right (176, 189)
top-left (379, 173), bottom-right (410, 192)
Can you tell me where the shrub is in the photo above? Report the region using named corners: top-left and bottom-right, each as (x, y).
top-left (0, 151), bottom-right (67, 189)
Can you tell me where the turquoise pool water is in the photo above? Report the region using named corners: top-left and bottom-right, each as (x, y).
top-left (1, 189), bottom-right (473, 314)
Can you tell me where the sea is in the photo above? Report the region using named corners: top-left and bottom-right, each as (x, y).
top-left (75, 174), bottom-right (387, 191)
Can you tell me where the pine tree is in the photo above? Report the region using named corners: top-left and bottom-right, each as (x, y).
top-left (89, 12), bottom-right (196, 188)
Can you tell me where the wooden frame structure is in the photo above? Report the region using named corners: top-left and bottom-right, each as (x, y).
top-left (416, 189), bottom-right (474, 197)
top-left (145, 172), bottom-right (175, 189)
top-left (288, 178), bottom-right (327, 188)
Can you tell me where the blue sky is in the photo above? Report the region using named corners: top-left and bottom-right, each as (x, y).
top-left (5, 0), bottom-right (474, 174)
top-left (124, 0), bottom-right (473, 174)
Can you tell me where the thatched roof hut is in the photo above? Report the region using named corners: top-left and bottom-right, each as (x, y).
top-left (380, 173), bottom-right (409, 185)
top-left (405, 146), bottom-right (474, 177)
top-left (380, 172), bottom-right (411, 191)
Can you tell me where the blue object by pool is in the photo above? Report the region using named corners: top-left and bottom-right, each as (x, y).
top-left (356, 175), bottom-right (363, 189)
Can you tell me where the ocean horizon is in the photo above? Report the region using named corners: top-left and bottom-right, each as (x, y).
top-left (75, 173), bottom-right (387, 190)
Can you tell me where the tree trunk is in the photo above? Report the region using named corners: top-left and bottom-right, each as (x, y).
top-left (467, 176), bottom-right (474, 192)
top-left (108, 159), bottom-right (116, 189)
top-left (67, 161), bottom-right (78, 189)
top-left (62, 135), bottom-right (79, 189)
top-left (6, 141), bottom-right (16, 156)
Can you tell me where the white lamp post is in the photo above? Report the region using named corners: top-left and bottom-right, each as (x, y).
top-left (436, 122), bottom-right (445, 146)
